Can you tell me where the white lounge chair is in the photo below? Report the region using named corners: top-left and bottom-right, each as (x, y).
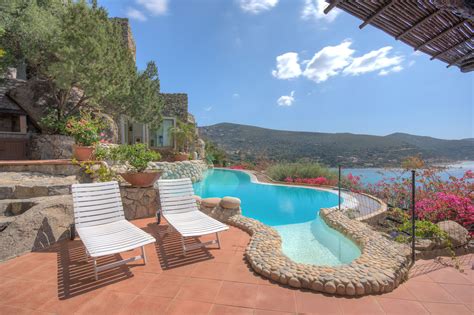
top-left (158, 178), bottom-right (228, 255)
top-left (71, 181), bottom-right (156, 280)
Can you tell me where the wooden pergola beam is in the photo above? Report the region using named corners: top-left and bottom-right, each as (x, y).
top-left (431, 36), bottom-right (473, 60)
top-left (396, 10), bottom-right (442, 40)
top-left (359, 0), bottom-right (395, 29)
top-left (416, 20), bottom-right (467, 50)
top-left (447, 51), bottom-right (474, 68)
top-left (323, 0), bottom-right (343, 15)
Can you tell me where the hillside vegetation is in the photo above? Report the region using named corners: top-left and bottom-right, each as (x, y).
top-left (199, 123), bottom-right (474, 167)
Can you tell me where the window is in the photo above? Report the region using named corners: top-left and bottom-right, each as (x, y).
top-left (0, 114), bottom-right (20, 132)
top-left (149, 118), bottom-right (174, 148)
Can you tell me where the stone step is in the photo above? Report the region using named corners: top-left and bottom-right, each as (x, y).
top-left (0, 184), bottom-right (72, 199)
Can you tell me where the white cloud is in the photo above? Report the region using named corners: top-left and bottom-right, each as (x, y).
top-left (301, 0), bottom-right (340, 22)
top-left (136, 0), bottom-right (168, 16)
top-left (204, 106), bottom-right (213, 112)
top-left (272, 52), bottom-right (302, 79)
top-left (303, 40), bottom-right (354, 83)
top-left (378, 65), bottom-right (403, 76)
top-left (232, 93), bottom-right (240, 98)
top-left (239, 0), bottom-right (278, 14)
top-left (277, 91), bottom-right (295, 106)
top-left (126, 7), bottom-right (147, 21)
top-left (273, 41), bottom-right (407, 83)
top-left (343, 46), bottom-right (403, 76)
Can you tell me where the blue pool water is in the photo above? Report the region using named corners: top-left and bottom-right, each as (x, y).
top-left (193, 169), bottom-right (361, 266)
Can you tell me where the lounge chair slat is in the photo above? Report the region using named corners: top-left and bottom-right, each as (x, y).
top-left (158, 178), bottom-right (229, 254)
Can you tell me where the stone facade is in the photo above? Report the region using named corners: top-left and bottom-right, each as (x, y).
top-left (119, 185), bottom-right (158, 220)
top-left (111, 18), bottom-right (136, 61)
top-left (149, 160), bottom-right (207, 182)
top-left (29, 134), bottom-right (74, 160)
top-left (160, 93), bottom-right (188, 122)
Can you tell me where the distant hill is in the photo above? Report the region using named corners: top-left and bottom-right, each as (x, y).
top-left (198, 123), bottom-right (474, 167)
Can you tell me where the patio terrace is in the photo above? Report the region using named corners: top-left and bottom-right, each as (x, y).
top-left (0, 217), bottom-right (472, 315)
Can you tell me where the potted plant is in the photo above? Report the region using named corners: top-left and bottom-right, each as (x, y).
top-left (106, 144), bottom-right (162, 187)
top-left (65, 111), bottom-right (103, 161)
top-left (169, 120), bottom-right (196, 161)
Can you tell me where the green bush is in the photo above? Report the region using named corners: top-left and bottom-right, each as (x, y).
top-left (266, 162), bottom-right (337, 181)
top-left (96, 144), bottom-right (161, 172)
top-left (398, 220), bottom-right (448, 242)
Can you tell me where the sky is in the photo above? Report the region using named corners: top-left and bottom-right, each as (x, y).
top-left (100, 0), bottom-right (473, 140)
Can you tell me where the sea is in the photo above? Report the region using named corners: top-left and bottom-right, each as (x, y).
top-left (341, 161), bottom-right (474, 185)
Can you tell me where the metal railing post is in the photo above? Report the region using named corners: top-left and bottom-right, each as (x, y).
top-left (411, 169), bottom-right (416, 264)
top-left (338, 165), bottom-right (342, 210)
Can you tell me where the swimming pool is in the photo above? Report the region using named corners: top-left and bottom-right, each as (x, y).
top-left (193, 169), bottom-right (361, 266)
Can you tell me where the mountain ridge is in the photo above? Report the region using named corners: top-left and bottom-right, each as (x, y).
top-left (198, 123), bottom-right (474, 167)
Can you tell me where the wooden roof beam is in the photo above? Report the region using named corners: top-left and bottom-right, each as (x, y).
top-left (416, 20), bottom-right (467, 50)
top-left (447, 51), bottom-right (474, 68)
top-left (430, 36), bottom-right (473, 60)
top-left (323, 0), bottom-right (343, 15)
top-left (396, 10), bottom-right (442, 40)
top-left (359, 0), bottom-right (395, 29)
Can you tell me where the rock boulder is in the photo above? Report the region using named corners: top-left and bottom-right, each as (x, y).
top-left (0, 195), bottom-right (73, 262)
top-left (437, 220), bottom-right (469, 247)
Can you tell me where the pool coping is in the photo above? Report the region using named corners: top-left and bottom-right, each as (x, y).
top-left (215, 168), bottom-right (387, 221)
top-left (209, 168), bottom-right (411, 296)
top-left (214, 168), bottom-right (360, 210)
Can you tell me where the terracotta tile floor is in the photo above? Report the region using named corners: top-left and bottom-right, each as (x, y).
top-left (0, 217), bottom-right (472, 315)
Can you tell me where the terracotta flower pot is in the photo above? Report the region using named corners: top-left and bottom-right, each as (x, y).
top-left (174, 153), bottom-right (189, 161)
top-left (120, 171), bottom-right (162, 188)
top-left (73, 145), bottom-right (95, 161)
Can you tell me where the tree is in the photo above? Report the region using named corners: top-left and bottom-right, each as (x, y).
top-left (123, 61), bottom-right (163, 128)
top-left (0, 0), bottom-right (163, 132)
top-left (169, 120), bottom-right (196, 153)
top-left (401, 155), bottom-right (425, 170)
top-left (205, 141), bottom-right (228, 166)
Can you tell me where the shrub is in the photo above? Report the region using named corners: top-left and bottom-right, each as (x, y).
top-left (64, 111), bottom-right (104, 146)
top-left (416, 192), bottom-right (474, 232)
top-left (365, 169), bottom-right (473, 235)
top-left (266, 162), bottom-right (337, 182)
top-left (96, 144), bottom-right (161, 172)
top-left (284, 177), bottom-right (330, 185)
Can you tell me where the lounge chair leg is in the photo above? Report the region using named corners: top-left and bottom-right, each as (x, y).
top-left (181, 235), bottom-right (187, 256)
top-left (93, 257), bottom-right (98, 281)
top-left (141, 246), bottom-right (147, 264)
top-left (216, 232), bottom-right (221, 249)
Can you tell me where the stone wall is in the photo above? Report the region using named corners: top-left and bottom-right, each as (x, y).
top-left (110, 18), bottom-right (136, 61)
top-left (30, 134), bottom-right (74, 160)
top-left (150, 160), bottom-right (207, 182)
top-left (160, 93), bottom-right (188, 122)
top-left (119, 185), bottom-right (158, 220)
top-left (198, 196), bottom-right (242, 222)
top-left (0, 163), bottom-right (83, 176)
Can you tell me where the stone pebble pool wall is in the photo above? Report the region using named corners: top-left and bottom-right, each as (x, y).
top-left (208, 205), bottom-right (412, 296)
